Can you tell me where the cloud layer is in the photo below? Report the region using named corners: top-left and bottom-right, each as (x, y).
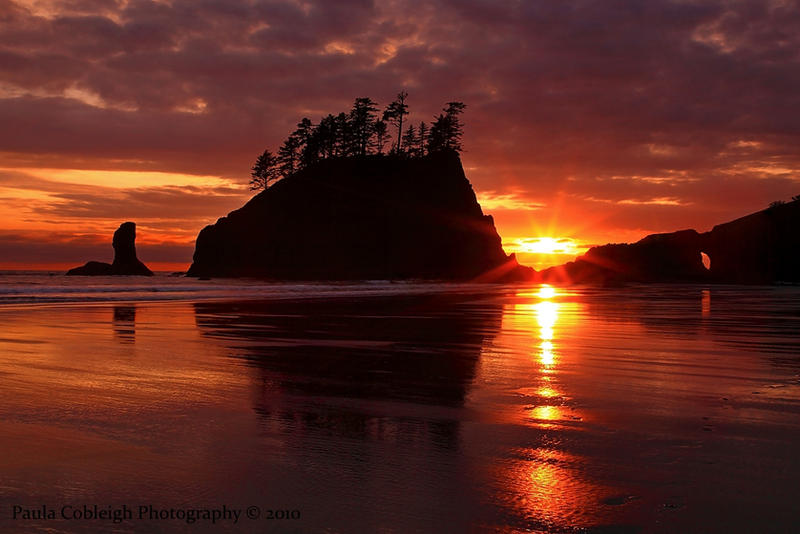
top-left (1, 0), bottom-right (799, 266)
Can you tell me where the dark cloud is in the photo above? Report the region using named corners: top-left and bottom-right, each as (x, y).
top-left (35, 184), bottom-right (248, 221)
top-left (1, 0), bottom-right (799, 263)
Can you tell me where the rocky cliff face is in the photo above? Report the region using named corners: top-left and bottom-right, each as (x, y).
top-left (67, 222), bottom-right (154, 276)
top-left (539, 199), bottom-right (800, 285)
top-left (702, 200), bottom-right (800, 284)
top-left (187, 151), bottom-right (531, 281)
top-left (539, 229), bottom-right (709, 284)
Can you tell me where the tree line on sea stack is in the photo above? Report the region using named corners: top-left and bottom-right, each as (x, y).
top-left (250, 92), bottom-right (466, 190)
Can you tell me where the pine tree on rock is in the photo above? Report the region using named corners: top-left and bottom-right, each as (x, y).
top-left (250, 149), bottom-right (280, 190)
top-left (373, 119), bottom-right (389, 154)
top-left (383, 90), bottom-right (409, 153)
top-left (349, 97), bottom-right (379, 156)
top-left (428, 102), bottom-right (466, 154)
top-left (402, 125), bottom-right (418, 157)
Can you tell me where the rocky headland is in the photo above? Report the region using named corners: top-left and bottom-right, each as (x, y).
top-left (186, 145), bottom-right (798, 285)
top-left (187, 151), bottom-right (531, 281)
top-left (538, 199), bottom-right (800, 285)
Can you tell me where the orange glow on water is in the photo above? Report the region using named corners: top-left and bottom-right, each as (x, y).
top-left (495, 446), bottom-right (606, 531)
top-left (477, 287), bottom-right (609, 530)
top-left (536, 301), bottom-right (558, 337)
top-left (534, 286), bottom-right (560, 367)
top-left (537, 386), bottom-right (559, 398)
top-left (509, 285), bottom-right (574, 370)
top-left (540, 340), bottom-right (555, 366)
top-left (702, 289), bottom-right (711, 317)
top-left (531, 404), bottom-right (559, 421)
top-left (538, 284), bottom-right (556, 299)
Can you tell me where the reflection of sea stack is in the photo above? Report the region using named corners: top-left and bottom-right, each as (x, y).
top-left (67, 222), bottom-right (154, 276)
top-left (112, 305), bottom-right (136, 343)
top-left (194, 293), bottom-right (503, 406)
top-left (187, 151), bottom-right (532, 281)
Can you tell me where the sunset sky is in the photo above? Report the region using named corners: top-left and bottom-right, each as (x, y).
top-left (1, 0), bottom-right (799, 270)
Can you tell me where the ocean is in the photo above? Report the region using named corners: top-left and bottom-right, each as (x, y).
top-left (1, 273), bottom-right (799, 533)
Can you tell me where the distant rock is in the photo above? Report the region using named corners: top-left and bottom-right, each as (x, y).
top-left (67, 222), bottom-right (154, 276)
top-left (67, 260), bottom-right (114, 276)
top-left (539, 199), bottom-right (800, 285)
top-left (187, 151), bottom-right (532, 281)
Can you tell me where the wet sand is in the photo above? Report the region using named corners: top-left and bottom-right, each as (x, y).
top-left (1, 284), bottom-right (799, 533)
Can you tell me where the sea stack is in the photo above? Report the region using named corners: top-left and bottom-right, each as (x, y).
top-left (67, 222), bottom-right (154, 276)
top-left (538, 198), bottom-right (800, 285)
top-left (188, 151), bottom-right (532, 281)
top-left (702, 199), bottom-right (800, 284)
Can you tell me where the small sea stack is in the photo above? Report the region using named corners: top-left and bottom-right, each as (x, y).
top-left (67, 222), bottom-right (154, 276)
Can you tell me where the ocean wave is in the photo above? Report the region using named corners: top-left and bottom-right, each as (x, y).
top-left (0, 273), bottom-right (498, 305)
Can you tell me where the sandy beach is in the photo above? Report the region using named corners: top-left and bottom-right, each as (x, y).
top-left (1, 280), bottom-right (799, 533)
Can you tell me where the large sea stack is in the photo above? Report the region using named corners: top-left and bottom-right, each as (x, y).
top-left (188, 151), bottom-right (531, 281)
top-left (67, 222), bottom-right (154, 276)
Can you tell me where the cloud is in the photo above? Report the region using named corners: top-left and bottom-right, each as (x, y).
top-left (476, 191), bottom-right (544, 211)
top-left (617, 197), bottom-right (689, 206)
top-left (1, 0), bottom-right (799, 265)
top-left (3, 0), bottom-right (799, 180)
top-left (0, 229), bottom-right (193, 265)
top-left (0, 168), bottom-right (251, 263)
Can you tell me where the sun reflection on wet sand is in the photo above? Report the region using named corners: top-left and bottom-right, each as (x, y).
top-left (487, 284), bottom-right (584, 428)
top-left (467, 285), bottom-right (606, 531)
top-left (505, 447), bottom-right (607, 530)
top-left (539, 340), bottom-right (555, 366)
top-left (538, 284), bottom-right (556, 300)
top-left (3, 285), bottom-right (800, 533)
top-left (537, 385), bottom-right (558, 398)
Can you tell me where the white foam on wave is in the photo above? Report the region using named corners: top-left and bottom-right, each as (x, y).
top-left (0, 272), bottom-right (495, 305)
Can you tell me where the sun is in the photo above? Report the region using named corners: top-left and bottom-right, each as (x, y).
top-left (517, 237), bottom-right (578, 255)
top-left (504, 236), bottom-right (587, 270)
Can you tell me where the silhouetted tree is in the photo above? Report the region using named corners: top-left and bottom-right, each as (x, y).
top-left (417, 121), bottom-right (428, 156)
top-left (442, 101), bottom-right (466, 152)
top-left (427, 114), bottom-right (447, 153)
top-left (293, 118), bottom-right (314, 160)
top-left (373, 119), bottom-right (389, 154)
top-left (402, 125), bottom-right (417, 157)
top-left (383, 90), bottom-right (409, 153)
top-left (301, 128), bottom-right (322, 168)
top-left (317, 114), bottom-right (338, 159)
top-left (349, 97), bottom-right (379, 156)
top-left (250, 149), bottom-right (279, 190)
top-left (428, 101), bottom-right (466, 154)
top-left (249, 97), bottom-right (467, 193)
top-left (277, 136), bottom-right (300, 177)
top-left (334, 112), bottom-right (351, 156)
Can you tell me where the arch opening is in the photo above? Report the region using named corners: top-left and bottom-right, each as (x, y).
top-left (700, 252), bottom-right (711, 270)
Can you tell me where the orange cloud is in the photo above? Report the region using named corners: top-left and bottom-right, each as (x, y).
top-left (1, 0), bottom-right (799, 268)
